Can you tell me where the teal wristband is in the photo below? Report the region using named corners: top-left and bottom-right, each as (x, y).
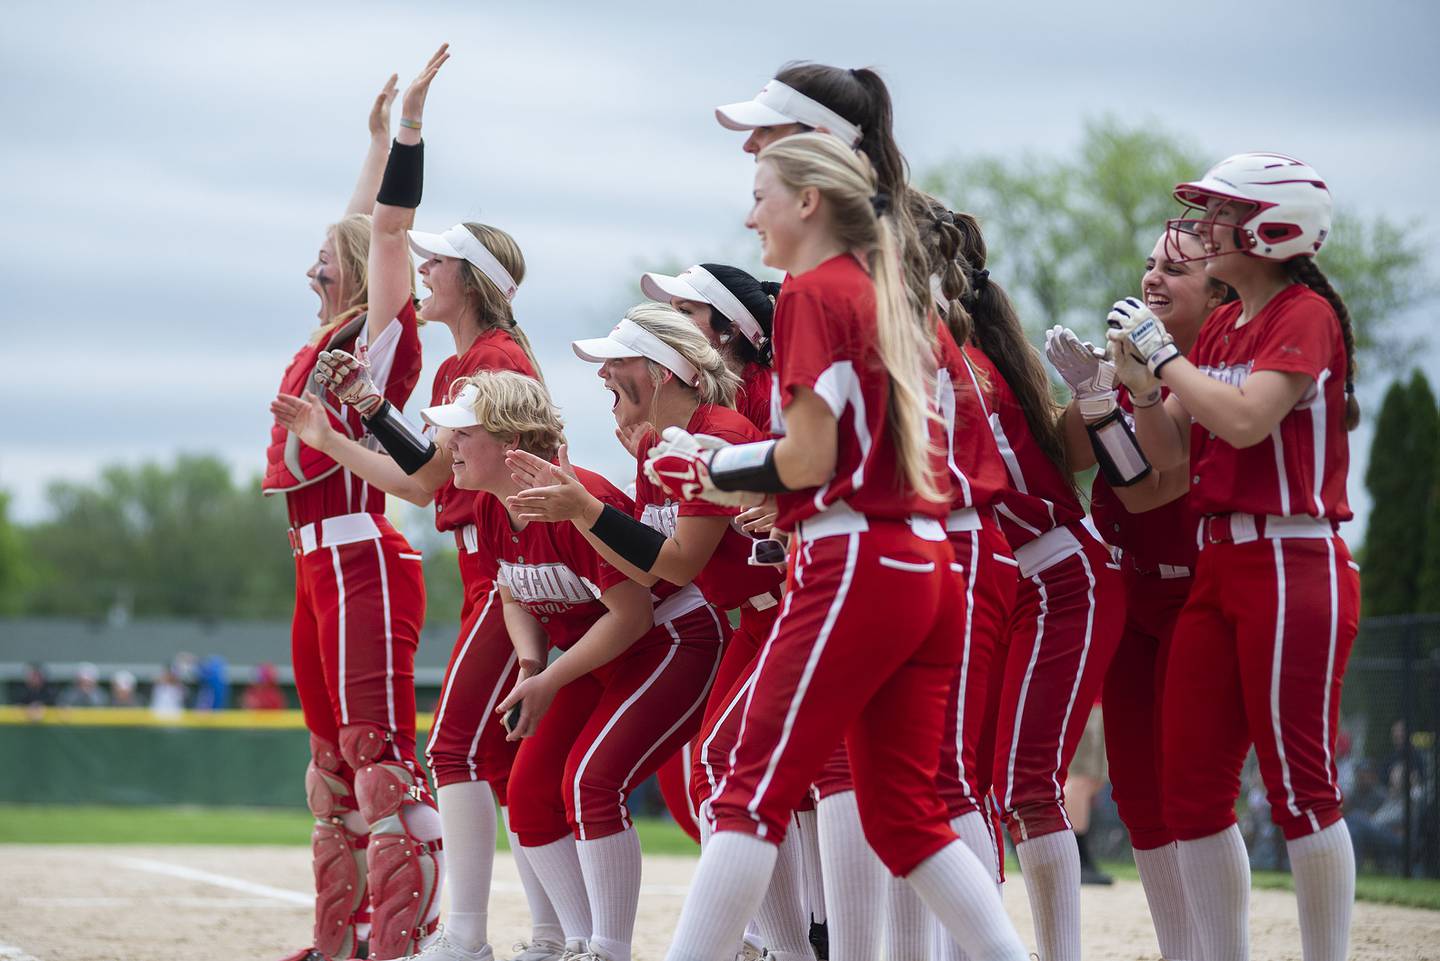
top-left (398, 117), bottom-right (422, 130)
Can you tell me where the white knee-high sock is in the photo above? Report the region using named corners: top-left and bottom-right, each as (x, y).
top-left (1176, 825), bottom-right (1249, 961)
top-left (1014, 830), bottom-right (1082, 961)
top-left (817, 791), bottom-right (886, 961)
top-left (793, 806), bottom-right (825, 923)
top-left (503, 808), bottom-right (565, 948)
top-left (906, 841), bottom-right (1027, 961)
top-left (434, 782), bottom-right (497, 952)
top-left (1287, 820), bottom-right (1354, 961)
top-left (952, 810), bottom-right (1001, 888)
top-left (665, 832), bottom-right (778, 961)
top-left (754, 826), bottom-right (814, 961)
top-left (884, 874), bottom-right (930, 961)
top-left (576, 828), bottom-right (643, 961)
top-left (1133, 843), bottom-right (1201, 960)
top-left (522, 836), bottom-right (593, 945)
top-left (400, 800), bottom-right (446, 938)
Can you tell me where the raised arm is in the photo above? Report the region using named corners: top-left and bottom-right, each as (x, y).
top-left (342, 75), bottom-right (398, 218)
top-left (366, 43), bottom-right (450, 346)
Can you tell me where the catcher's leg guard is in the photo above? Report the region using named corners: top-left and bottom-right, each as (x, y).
top-left (304, 735), bottom-right (369, 961)
top-left (342, 724), bottom-right (443, 960)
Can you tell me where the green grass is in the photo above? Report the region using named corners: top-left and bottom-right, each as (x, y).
top-left (0, 804), bottom-right (700, 855)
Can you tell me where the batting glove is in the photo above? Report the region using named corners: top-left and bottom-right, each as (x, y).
top-left (1044, 325), bottom-right (1117, 420)
top-left (644, 427), bottom-right (751, 507)
top-left (314, 349), bottom-right (384, 419)
top-left (1106, 297), bottom-right (1181, 376)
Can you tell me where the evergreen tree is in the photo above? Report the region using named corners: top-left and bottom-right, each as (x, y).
top-left (1409, 372), bottom-right (1440, 613)
top-left (1363, 372), bottom-right (1438, 615)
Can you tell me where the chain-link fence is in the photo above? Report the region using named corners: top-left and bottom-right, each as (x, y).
top-left (1090, 613), bottom-right (1440, 878)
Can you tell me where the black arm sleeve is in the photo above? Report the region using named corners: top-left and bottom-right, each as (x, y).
top-left (362, 401), bottom-right (437, 475)
top-left (1087, 409), bottom-right (1152, 487)
top-left (708, 440), bottom-right (791, 493)
top-left (376, 140), bottom-right (423, 208)
top-left (589, 505), bottom-right (667, 573)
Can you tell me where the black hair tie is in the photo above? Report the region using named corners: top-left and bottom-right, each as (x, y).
top-left (870, 191), bottom-right (891, 216)
top-left (971, 268), bottom-right (990, 291)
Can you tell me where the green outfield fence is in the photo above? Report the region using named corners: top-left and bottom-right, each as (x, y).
top-left (3, 614), bottom-right (1438, 879)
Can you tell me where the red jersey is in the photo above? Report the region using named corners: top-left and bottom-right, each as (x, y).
top-left (735, 362), bottom-right (773, 435)
top-left (962, 345), bottom-right (1084, 549)
top-left (267, 302), bottom-right (423, 527)
top-left (634, 405), bottom-right (784, 610)
top-left (473, 467), bottom-right (633, 650)
top-left (936, 323), bottom-right (1007, 514)
top-left (430, 328), bottom-right (538, 533)
top-left (770, 254), bottom-right (950, 530)
top-left (1187, 284), bottom-right (1351, 522)
top-left (1090, 386), bottom-right (1197, 569)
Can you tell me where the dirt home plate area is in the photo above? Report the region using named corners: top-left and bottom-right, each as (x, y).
top-left (1, 846), bottom-right (1436, 961)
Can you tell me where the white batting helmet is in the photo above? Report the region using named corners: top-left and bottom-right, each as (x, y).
top-left (1166, 152), bottom-right (1332, 263)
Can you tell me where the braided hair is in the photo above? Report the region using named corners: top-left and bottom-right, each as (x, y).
top-left (1285, 257), bottom-right (1360, 430)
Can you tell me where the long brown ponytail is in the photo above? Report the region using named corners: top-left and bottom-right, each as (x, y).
top-left (1286, 257), bottom-right (1360, 430)
top-left (952, 212), bottom-right (1071, 480)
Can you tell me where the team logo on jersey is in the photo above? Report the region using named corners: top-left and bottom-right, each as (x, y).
top-left (498, 561), bottom-right (600, 606)
top-left (1198, 361), bottom-right (1253, 389)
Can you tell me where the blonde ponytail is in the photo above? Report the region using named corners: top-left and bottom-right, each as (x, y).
top-left (758, 132), bottom-right (945, 503)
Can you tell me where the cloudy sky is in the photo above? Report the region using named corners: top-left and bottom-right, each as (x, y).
top-left (4, 0), bottom-right (1437, 545)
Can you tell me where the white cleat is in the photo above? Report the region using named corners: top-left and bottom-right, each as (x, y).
top-left (398, 927), bottom-right (494, 961)
top-left (506, 940), bottom-right (568, 961)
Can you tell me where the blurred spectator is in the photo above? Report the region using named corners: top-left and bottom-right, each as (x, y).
top-left (171, 652), bottom-right (198, 684)
top-left (241, 662), bottom-right (286, 710)
top-left (110, 670), bottom-right (143, 708)
top-left (192, 655), bottom-right (229, 711)
top-left (1347, 760), bottom-right (1403, 872)
top-left (10, 663), bottom-right (54, 708)
top-left (150, 667), bottom-right (187, 718)
top-left (57, 662), bottom-right (109, 708)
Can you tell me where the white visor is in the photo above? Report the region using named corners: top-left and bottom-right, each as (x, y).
top-left (572, 318), bottom-right (701, 387)
top-left (929, 274), bottom-right (951, 315)
top-left (715, 79), bottom-right (863, 148)
top-left (409, 224), bottom-right (520, 302)
top-left (421, 382), bottom-right (484, 429)
top-left (641, 266), bottom-right (767, 349)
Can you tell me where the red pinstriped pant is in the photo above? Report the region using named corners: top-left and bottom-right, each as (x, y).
top-left (508, 605), bottom-right (726, 845)
top-left (425, 535), bottom-right (521, 798)
top-left (291, 516), bottom-right (429, 795)
top-left (707, 522), bottom-right (966, 876)
top-left (989, 525), bottom-right (1123, 845)
top-left (1101, 561), bottom-right (1193, 850)
top-left (1163, 535), bottom-right (1359, 841)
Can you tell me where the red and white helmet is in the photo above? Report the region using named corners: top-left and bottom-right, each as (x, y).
top-left (1166, 152), bottom-right (1332, 263)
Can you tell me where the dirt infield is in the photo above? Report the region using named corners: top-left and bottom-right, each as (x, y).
top-left (1, 845), bottom-right (1436, 960)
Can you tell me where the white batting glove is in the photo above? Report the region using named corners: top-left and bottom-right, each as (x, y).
top-left (1106, 297), bottom-right (1181, 376)
top-left (643, 427), bottom-right (750, 507)
top-left (314, 349), bottom-right (384, 418)
top-left (1044, 325), bottom-right (1117, 420)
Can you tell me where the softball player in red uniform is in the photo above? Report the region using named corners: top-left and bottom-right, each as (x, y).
top-left (944, 210), bottom-right (1125, 961)
top-left (420, 369), bottom-right (724, 961)
top-left (1110, 153), bottom-right (1361, 961)
top-left (1045, 227), bottom-right (1233, 958)
top-left (271, 46), bottom-right (560, 961)
top-left (263, 72), bottom-right (435, 961)
top-left (645, 132), bottom-right (1027, 961)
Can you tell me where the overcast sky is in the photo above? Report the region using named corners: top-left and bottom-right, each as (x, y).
top-left (4, 0), bottom-right (1437, 546)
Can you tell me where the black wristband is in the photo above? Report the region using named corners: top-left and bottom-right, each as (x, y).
top-left (1087, 409), bottom-right (1152, 488)
top-left (376, 140), bottom-right (423, 208)
top-left (363, 400), bottom-right (437, 475)
top-left (709, 440), bottom-right (790, 493)
top-left (590, 504), bottom-right (667, 573)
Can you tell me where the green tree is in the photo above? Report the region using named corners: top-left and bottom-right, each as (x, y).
top-left (21, 455), bottom-right (295, 619)
top-left (1362, 372), bottom-right (1439, 615)
top-left (1412, 374), bottom-right (1440, 614)
top-left (0, 492), bottom-right (26, 615)
top-left (920, 117), bottom-right (1435, 352)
